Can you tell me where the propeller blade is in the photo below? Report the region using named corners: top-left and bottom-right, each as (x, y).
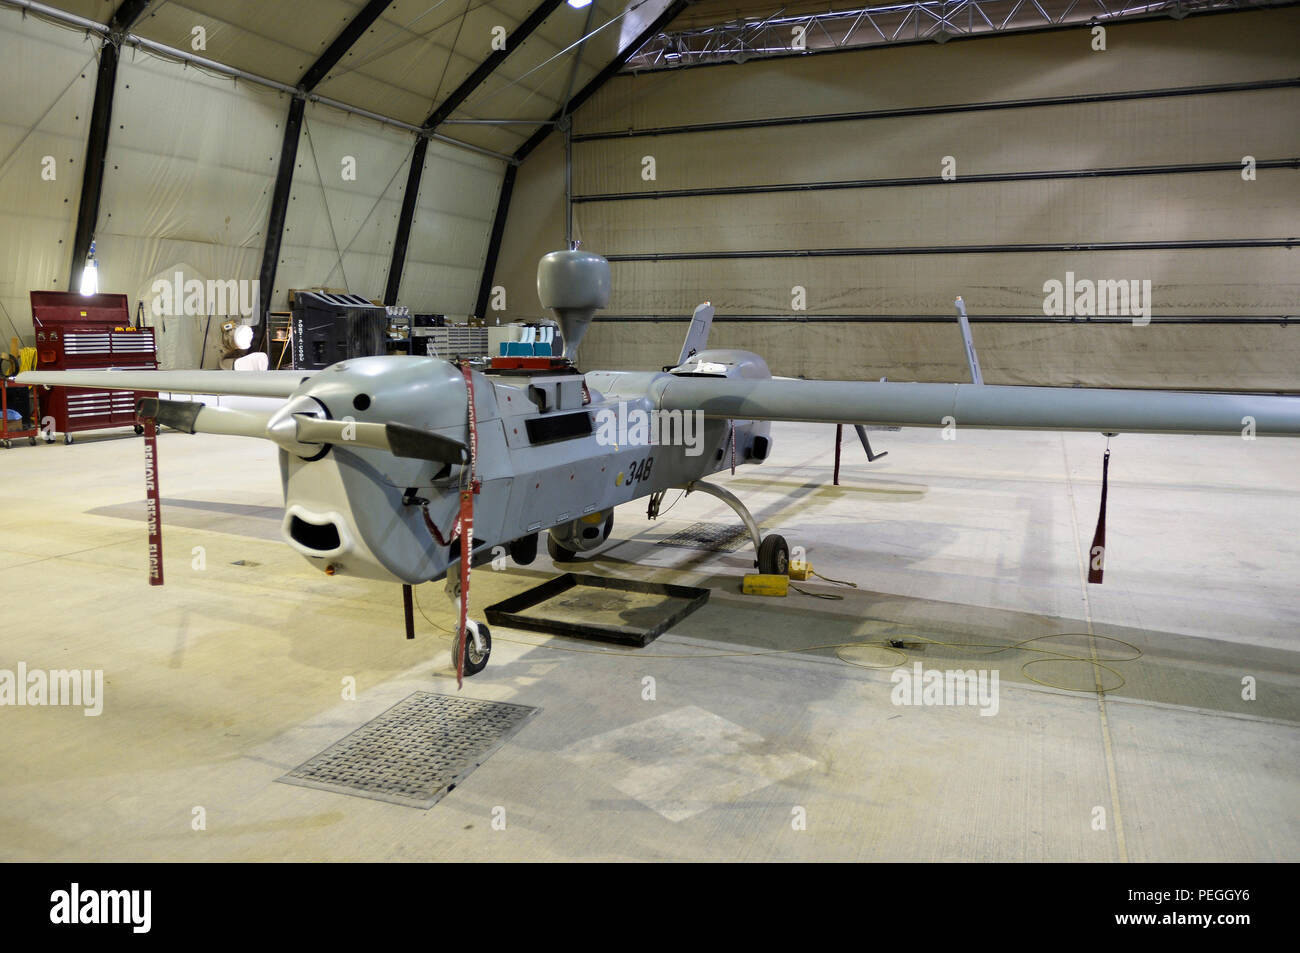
top-left (137, 398), bottom-right (468, 465)
top-left (137, 398), bottom-right (272, 438)
top-left (292, 415), bottom-right (390, 453)
top-left (292, 416), bottom-right (466, 464)
top-left (385, 422), bottom-right (469, 465)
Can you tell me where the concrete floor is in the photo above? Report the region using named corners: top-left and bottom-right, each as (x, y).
top-left (1, 416), bottom-right (1296, 861)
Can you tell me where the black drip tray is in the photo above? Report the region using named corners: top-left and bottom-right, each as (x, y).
top-left (484, 573), bottom-right (710, 647)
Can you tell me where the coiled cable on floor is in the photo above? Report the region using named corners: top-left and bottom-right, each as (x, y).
top-left (790, 567), bottom-right (859, 600)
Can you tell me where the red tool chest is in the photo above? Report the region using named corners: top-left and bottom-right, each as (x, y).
top-left (31, 291), bottom-right (158, 443)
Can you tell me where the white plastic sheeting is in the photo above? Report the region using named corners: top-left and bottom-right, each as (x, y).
top-left (0, 13), bottom-right (96, 347)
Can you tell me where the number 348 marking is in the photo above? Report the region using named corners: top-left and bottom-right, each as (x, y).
top-left (621, 456), bottom-right (654, 487)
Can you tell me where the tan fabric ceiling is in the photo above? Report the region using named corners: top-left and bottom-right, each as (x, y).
top-left (31, 0), bottom-right (677, 156)
top-left (33, 0), bottom-right (117, 23)
top-left (135, 0), bottom-right (368, 86)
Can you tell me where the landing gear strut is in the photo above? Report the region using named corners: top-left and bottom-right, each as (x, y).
top-left (445, 569), bottom-right (491, 676)
top-left (684, 480), bottom-right (791, 575)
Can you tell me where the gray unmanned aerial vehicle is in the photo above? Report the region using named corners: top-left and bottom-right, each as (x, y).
top-left (19, 250), bottom-right (1300, 676)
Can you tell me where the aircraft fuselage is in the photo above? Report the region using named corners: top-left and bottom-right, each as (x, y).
top-left (277, 352), bottom-right (773, 584)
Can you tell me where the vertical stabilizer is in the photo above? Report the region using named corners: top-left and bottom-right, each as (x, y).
top-left (678, 302), bottom-right (715, 365)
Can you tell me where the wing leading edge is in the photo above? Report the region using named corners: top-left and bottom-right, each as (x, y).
top-left (657, 378), bottom-right (1300, 437)
top-left (15, 369), bottom-right (312, 400)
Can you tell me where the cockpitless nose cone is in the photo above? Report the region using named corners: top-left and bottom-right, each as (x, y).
top-left (537, 249), bottom-right (611, 362)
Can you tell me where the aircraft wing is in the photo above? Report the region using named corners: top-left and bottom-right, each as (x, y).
top-left (657, 378), bottom-right (1300, 437)
top-left (15, 369), bottom-right (311, 399)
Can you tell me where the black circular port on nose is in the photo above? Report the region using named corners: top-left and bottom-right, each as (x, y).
top-left (353, 394), bottom-right (371, 411)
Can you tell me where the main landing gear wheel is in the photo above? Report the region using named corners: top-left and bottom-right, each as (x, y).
top-left (458, 622), bottom-right (492, 677)
top-left (133, 424), bottom-right (144, 435)
top-left (64, 433), bottom-right (73, 445)
top-left (757, 534), bottom-right (790, 575)
top-left (547, 534), bottom-right (579, 563)
top-left (509, 533), bottom-right (539, 566)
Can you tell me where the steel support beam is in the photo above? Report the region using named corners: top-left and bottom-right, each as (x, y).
top-left (572, 157), bottom-right (1300, 203)
top-left (625, 0), bottom-right (1298, 70)
top-left (590, 313), bottom-right (1299, 325)
top-left (423, 0), bottom-right (568, 129)
top-left (387, 0), bottom-right (566, 310)
top-left (257, 1), bottom-right (395, 327)
top-left (384, 136), bottom-right (429, 305)
top-left (300, 0), bottom-right (394, 91)
top-left (1, 0), bottom-right (508, 159)
top-left (474, 163), bottom-right (517, 319)
top-left (67, 0), bottom-right (154, 288)
top-left (257, 97), bottom-right (305, 328)
top-left (604, 237), bottom-right (1296, 263)
top-left (515, 0), bottom-right (692, 162)
top-left (572, 77), bottom-right (1300, 142)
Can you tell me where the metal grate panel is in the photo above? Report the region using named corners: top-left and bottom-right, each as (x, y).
top-left (277, 692), bottom-right (539, 809)
top-left (656, 521), bottom-right (751, 553)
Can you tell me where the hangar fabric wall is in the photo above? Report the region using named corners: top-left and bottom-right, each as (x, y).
top-left (0, 13), bottom-right (95, 352)
top-left (96, 50), bottom-right (283, 370)
top-left (0, 6), bottom-right (508, 367)
top-left (276, 104), bottom-right (417, 312)
top-left (275, 110), bottom-right (504, 320)
top-left (493, 7), bottom-right (1300, 390)
top-left (399, 139), bottom-right (505, 319)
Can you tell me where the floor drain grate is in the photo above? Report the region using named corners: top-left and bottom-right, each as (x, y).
top-left (277, 692), bottom-right (539, 809)
top-left (656, 521), bottom-right (751, 553)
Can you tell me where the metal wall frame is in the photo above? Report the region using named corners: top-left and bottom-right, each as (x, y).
top-left (603, 238), bottom-right (1297, 263)
top-left (384, 0), bottom-right (566, 307)
top-left (257, 0), bottom-right (395, 330)
top-left (624, 0), bottom-right (1299, 71)
top-left (571, 77), bottom-right (1300, 142)
top-left (591, 313), bottom-right (1298, 324)
top-left (573, 158), bottom-right (1300, 203)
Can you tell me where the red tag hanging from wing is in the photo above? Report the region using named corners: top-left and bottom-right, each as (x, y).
top-left (143, 416), bottom-right (164, 586)
top-left (1087, 449), bottom-right (1110, 585)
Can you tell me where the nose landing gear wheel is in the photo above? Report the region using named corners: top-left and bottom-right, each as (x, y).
top-left (458, 622), bottom-right (492, 677)
top-left (757, 534), bottom-right (790, 575)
